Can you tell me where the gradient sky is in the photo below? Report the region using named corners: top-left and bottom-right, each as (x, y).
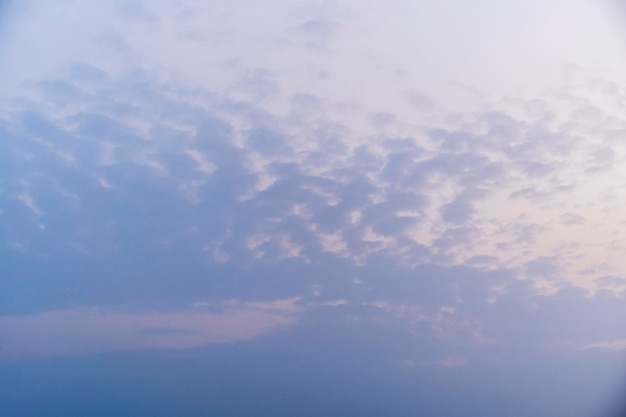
top-left (3, 1), bottom-right (626, 416)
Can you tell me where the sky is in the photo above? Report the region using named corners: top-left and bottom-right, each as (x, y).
top-left (2, 1), bottom-right (626, 416)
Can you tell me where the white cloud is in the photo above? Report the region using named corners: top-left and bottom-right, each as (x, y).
top-left (15, 189), bottom-right (43, 217)
top-left (184, 149), bottom-right (216, 175)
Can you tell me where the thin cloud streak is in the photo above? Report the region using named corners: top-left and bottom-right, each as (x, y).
top-left (0, 299), bottom-right (298, 362)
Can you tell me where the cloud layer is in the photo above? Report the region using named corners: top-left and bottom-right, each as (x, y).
top-left (3, 1), bottom-right (626, 416)
top-left (2, 66), bottom-right (626, 365)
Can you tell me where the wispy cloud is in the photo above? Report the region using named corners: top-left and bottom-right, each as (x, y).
top-left (583, 339), bottom-right (626, 352)
top-left (0, 299), bottom-right (297, 362)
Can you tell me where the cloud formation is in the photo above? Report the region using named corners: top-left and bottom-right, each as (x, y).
top-left (5, 64), bottom-right (626, 297)
top-left (1, 66), bottom-right (626, 373)
top-left (3, 1), bottom-right (626, 415)
top-left (0, 299), bottom-right (297, 361)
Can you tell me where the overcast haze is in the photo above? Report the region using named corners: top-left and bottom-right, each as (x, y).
top-left (2, 1), bottom-right (626, 416)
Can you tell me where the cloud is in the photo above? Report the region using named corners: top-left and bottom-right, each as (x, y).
top-left (421, 356), bottom-right (467, 369)
top-left (15, 186), bottom-right (43, 217)
top-left (291, 18), bottom-right (338, 49)
top-left (0, 299), bottom-right (297, 362)
top-left (583, 339), bottom-right (626, 352)
top-left (5, 2), bottom-right (626, 415)
top-left (117, 0), bottom-right (158, 24)
top-left (4, 64), bottom-right (626, 371)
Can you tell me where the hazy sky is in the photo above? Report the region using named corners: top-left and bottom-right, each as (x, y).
top-left (3, 1), bottom-right (626, 416)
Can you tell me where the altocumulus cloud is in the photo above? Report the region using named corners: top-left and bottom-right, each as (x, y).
top-left (3, 1), bottom-right (626, 415)
top-left (2, 65), bottom-right (626, 365)
top-left (6, 65), bottom-right (626, 291)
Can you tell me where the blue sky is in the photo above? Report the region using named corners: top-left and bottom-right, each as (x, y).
top-left (2, 1), bottom-right (626, 416)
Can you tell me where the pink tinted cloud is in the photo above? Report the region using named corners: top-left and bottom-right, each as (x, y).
top-left (0, 301), bottom-right (297, 361)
